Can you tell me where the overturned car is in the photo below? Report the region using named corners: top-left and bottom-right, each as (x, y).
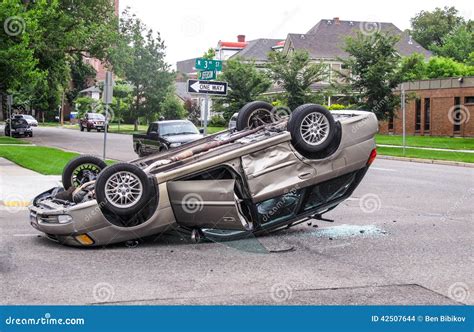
top-left (29, 102), bottom-right (378, 247)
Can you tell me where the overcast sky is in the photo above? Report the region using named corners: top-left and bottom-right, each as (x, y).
top-left (120, 0), bottom-right (472, 67)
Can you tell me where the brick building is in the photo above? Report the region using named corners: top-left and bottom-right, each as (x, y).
top-left (379, 77), bottom-right (474, 137)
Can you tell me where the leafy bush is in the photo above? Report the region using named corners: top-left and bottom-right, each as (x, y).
top-left (209, 114), bottom-right (226, 127)
top-left (73, 96), bottom-right (102, 118)
top-left (327, 104), bottom-right (346, 110)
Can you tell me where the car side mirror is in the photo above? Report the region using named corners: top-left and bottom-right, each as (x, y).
top-left (199, 128), bottom-right (204, 134)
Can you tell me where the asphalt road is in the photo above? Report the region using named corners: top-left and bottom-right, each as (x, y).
top-left (21, 126), bottom-right (136, 161)
top-left (1, 158), bottom-right (473, 305)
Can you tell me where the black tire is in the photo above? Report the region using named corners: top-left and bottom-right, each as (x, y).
top-left (288, 104), bottom-right (336, 154)
top-left (62, 155), bottom-right (108, 190)
top-left (80, 125), bottom-right (84, 132)
top-left (29, 132), bottom-right (33, 137)
top-left (236, 101), bottom-right (274, 131)
top-left (95, 163), bottom-right (153, 216)
top-left (87, 127), bottom-right (91, 132)
top-left (136, 144), bottom-right (145, 157)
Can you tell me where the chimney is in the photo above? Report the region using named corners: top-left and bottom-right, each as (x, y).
top-left (237, 35), bottom-right (246, 42)
top-left (334, 17), bottom-right (340, 24)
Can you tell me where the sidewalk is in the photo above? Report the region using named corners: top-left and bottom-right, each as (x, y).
top-left (377, 144), bottom-right (474, 154)
top-left (0, 158), bottom-right (60, 207)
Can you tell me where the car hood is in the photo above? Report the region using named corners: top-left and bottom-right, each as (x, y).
top-left (163, 133), bottom-right (203, 143)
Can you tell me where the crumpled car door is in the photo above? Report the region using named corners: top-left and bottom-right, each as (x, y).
top-left (167, 179), bottom-right (251, 231)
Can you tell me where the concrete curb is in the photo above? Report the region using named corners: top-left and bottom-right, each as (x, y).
top-left (378, 155), bottom-right (474, 168)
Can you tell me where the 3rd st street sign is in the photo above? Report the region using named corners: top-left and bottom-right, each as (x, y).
top-left (187, 79), bottom-right (228, 96)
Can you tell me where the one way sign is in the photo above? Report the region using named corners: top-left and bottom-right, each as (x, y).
top-left (187, 79), bottom-right (228, 96)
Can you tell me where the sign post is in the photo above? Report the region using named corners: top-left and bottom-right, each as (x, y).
top-left (7, 95), bottom-right (12, 137)
top-left (102, 72), bottom-right (113, 160)
top-left (401, 84), bottom-right (406, 156)
top-left (187, 79), bottom-right (228, 136)
top-left (193, 58), bottom-right (224, 135)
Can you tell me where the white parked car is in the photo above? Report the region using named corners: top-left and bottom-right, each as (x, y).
top-left (13, 114), bottom-right (38, 127)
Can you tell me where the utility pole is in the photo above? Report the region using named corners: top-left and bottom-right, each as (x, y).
top-left (401, 85), bottom-right (406, 156)
top-left (102, 72), bottom-right (113, 160)
top-left (203, 94), bottom-right (209, 136)
top-left (7, 95), bottom-right (12, 137)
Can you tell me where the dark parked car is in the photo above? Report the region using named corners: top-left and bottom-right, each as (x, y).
top-left (5, 118), bottom-right (33, 137)
top-left (29, 102), bottom-right (378, 247)
top-left (133, 120), bottom-right (203, 157)
top-left (79, 113), bottom-right (106, 132)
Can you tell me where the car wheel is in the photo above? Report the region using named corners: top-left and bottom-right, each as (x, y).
top-left (235, 101), bottom-right (274, 131)
top-left (87, 127), bottom-right (91, 132)
top-left (136, 144), bottom-right (145, 157)
top-left (288, 104), bottom-right (336, 153)
top-left (29, 132), bottom-right (33, 137)
top-left (62, 155), bottom-right (108, 190)
top-left (80, 125), bottom-right (84, 132)
top-left (95, 163), bottom-right (153, 216)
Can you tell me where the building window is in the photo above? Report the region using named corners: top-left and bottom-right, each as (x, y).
top-left (388, 115), bottom-right (394, 131)
top-left (453, 97), bottom-right (461, 132)
top-left (415, 98), bottom-right (421, 131)
top-left (464, 96), bottom-right (474, 104)
top-left (424, 98), bottom-right (430, 131)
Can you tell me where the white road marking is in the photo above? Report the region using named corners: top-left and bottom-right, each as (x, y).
top-left (370, 167), bottom-right (396, 172)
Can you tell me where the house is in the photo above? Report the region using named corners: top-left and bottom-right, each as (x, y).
top-left (229, 38), bottom-right (285, 65)
top-left (380, 77), bottom-right (474, 137)
top-left (281, 17), bottom-right (431, 90)
top-left (78, 86), bottom-right (101, 100)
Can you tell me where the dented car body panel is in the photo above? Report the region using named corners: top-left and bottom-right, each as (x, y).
top-left (29, 109), bottom-right (378, 247)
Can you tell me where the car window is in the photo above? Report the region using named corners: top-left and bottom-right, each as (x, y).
top-left (88, 113), bottom-right (104, 120)
top-left (149, 124), bottom-right (158, 133)
top-left (256, 189), bottom-right (304, 225)
top-left (303, 172), bottom-right (357, 212)
top-left (11, 118), bottom-right (28, 126)
top-left (24, 115), bottom-right (35, 120)
top-left (159, 122), bottom-right (198, 136)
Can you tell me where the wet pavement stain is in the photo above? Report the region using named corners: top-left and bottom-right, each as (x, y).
top-left (307, 224), bottom-right (387, 239)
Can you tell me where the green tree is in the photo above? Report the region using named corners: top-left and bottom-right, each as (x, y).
top-left (267, 50), bottom-right (326, 110)
top-left (430, 24), bottom-right (474, 62)
top-left (119, 9), bottom-right (175, 128)
top-left (215, 58), bottom-right (271, 120)
top-left (338, 32), bottom-right (403, 120)
top-left (400, 53), bottom-right (428, 81)
top-left (160, 94), bottom-right (186, 120)
top-left (410, 6), bottom-right (465, 50)
top-left (202, 47), bottom-right (216, 60)
top-left (0, 0), bottom-right (45, 112)
top-left (425, 56), bottom-right (474, 78)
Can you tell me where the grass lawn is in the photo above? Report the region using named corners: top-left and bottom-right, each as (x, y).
top-left (377, 146), bottom-right (474, 163)
top-left (0, 145), bottom-right (114, 175)
top-left (0, 136), bottom-right (31, 144)
top-left (376, 134), bottom-right (474, 150)
top-left (204, 126), bottom-right (227, 134)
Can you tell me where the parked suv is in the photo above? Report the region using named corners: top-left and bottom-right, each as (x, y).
top-left (79, 113), bottom-right (106, 132)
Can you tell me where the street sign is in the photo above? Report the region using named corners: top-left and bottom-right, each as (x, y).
top-left (198, 70), bottom-right (216, 80)
top-left (187, 80), bottom-right (227, 96)
top-left (195, 58), bottom-right (222, 71)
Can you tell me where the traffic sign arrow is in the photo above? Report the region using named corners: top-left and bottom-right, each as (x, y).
top-left (187, 79), bottom-right (228, 96)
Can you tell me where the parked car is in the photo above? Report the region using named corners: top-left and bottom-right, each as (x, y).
top-left (5, 118), bottom-right (33, 137)
top-left (228, 112), bottom-right (238, 130)
top-left (13, 114), bottom-right (38, 127)
top-left (79, 113), bottom-right (107, 132)
top-left (133, 120), bottom-right (203, 157)
top-left (29, 102), bottom-right (378, 247)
